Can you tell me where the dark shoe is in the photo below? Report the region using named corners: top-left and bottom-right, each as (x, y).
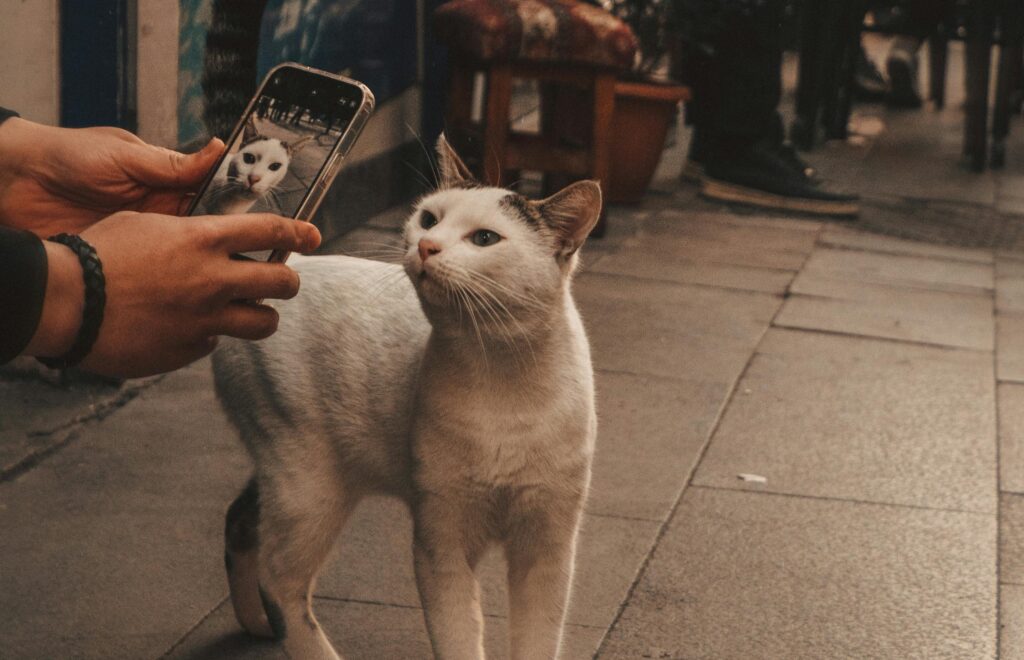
top-left (685, 134), bottom-right (817, 185)
top-left (886, 49), bottom-right (923, 109)
top-left (701, 142), bottom-right (859, 217)
top-left (855, 47), bottom-right (888, 100)
top-left (776, 143), bottom-right (819, 184)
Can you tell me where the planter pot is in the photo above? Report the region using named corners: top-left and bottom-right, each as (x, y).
top-left (607, 80), bottom-right (690, 204)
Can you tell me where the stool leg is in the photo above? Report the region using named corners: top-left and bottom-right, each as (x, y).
top-left (590, 73), bottom-right (615, 238)
top-left (928, 32), bottom-right (948, 109)
top-left (964, 40), bottom-right (993, 172)
top-left (993, 39), bottom-right (1023, 168)
top-left (793, 0), bottom-right (827, 149)
top-left (483, 64), bottom-right (512, 187)
top-left (963, 2), bottom-right (994, 172)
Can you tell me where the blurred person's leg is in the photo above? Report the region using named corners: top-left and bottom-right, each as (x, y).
top-left (886, 35), bottom-right (924, 108)
top-left (884, 0), bottom-right (944, 107)
top-left (678, 0), bottom-right (858, 216)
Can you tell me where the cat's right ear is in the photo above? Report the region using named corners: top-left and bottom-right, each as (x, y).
top-left (242, 117), bottom-right (258, 143)
top-left (436, 133), bottom-right (475, 189)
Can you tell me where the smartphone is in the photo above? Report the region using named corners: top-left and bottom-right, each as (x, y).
top-left (187, 62), bottom-right (375, 262)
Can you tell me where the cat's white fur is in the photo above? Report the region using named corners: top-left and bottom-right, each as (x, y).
top-left (211, 136), bottom-right (600, 660)
top-left (201, 118), bottom-right (310, 215)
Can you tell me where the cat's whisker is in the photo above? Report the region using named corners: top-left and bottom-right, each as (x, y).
top-left (463, 286), bottom-right (532, 367)
top-left (451, 283), bottom-right (489, 369)
top-left (458, 267), bottom-right (547, 313)
top-left (363, 268), bottom-right (408, 300)
top-left (456, 278), bottom-right (538, 367)
top-left (401, 160), bottom-right (436, 193)
top-left (405, 122), bottom-right (442, 189)
top-left (335, 244), bottom-right (408, 263)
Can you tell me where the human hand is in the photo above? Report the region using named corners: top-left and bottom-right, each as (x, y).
top-left (0, 117), bottom-right (224, 237)
top-left (25, 211), bottom-right (321, 378)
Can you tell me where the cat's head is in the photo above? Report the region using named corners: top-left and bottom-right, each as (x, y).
top-left (225, 119), bottom-right (312, 195)
top-left (402, 135), bottom-right (601, 332)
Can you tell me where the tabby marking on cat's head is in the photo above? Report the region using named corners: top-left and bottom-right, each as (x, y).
top-left (402, 135), bottom-right (601, 333)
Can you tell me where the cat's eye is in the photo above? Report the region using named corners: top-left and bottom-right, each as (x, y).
top-left (420, 210), bottom-right (439, 229)
top-left (243, 153), bottom-right (256, 164)
top-left (269, 163), bottom-right (282, 171)
top-left (471, 230), bottom-right (502, 247)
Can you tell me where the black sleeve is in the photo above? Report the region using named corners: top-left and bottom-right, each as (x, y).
top-left (0, 107), bottom-right (19, 124)
top-left (0, 227), bottom-right (49, 364)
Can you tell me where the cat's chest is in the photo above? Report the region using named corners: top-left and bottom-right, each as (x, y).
top-left (414, 386), bottom-right (592, 490)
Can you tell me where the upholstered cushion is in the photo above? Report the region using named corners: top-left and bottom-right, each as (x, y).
top-left (434, 0), bottom-right (637, 70)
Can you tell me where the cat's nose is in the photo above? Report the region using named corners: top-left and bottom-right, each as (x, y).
top-left (248, 174), bottom-right (261, 186)
top-left (418, 238), bottom-right (442, 263)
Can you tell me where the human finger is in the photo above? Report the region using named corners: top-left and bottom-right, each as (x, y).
top-left (128, 138), bottom-right (225, 189)
top-left (221, 262), bottom-right (301, 301)
top-left (211, 302), bottom-right (281, 340)
top-left (204, 213), bottom-right (320, 254)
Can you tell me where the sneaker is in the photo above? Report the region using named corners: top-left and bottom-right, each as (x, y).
top-left (886, 46), bottom-right (922, 108)
top-left (701, 141), bottom-right (859, 217)
top-left (855, 46), bottom-right (888, 100)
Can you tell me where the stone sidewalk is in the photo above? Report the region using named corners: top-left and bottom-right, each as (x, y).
top-left (2, 194), bottom-right (1021, 658)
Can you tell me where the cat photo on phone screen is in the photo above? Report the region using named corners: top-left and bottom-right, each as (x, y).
top-left (195, 116), bottom-right (313, 216)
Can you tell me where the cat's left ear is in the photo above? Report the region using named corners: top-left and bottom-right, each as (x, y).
top-left (536, 180), bottom-right (603, 258)
top-left (242, 117), bottom-right (259, 142)
top-left (287, 136), bottom-right (313, 155)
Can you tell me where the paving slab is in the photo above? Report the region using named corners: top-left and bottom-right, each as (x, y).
top-left (0, 361), bottom-right (250, 660)
top-left (573, 271), bottom-right (780, 382)
top-left (644, 210), bottom-right (820, 254)
top-left (587, 370), bottom-right (728, 521)
top-left (800, 247), bottom-right (993, 295)
top-left (313, 497), bottom-right (660, 630)
top-left (0, 373), bottom-right (153, 477)
top-left (1001, 279), bottom-right (1024, 315)
top-left (818, 226), bottom-right (994, 264)
top-left (999, 256), bottom-right (1024, 279)
top-left (598, 488), bottom-right (996, 660)
top-left (654, 207), bottom-right (823, 235)
top-left (693, 329), bottom-right (997, 512)
top-left (999, 315), bottom-right (1024, 383)
top-left (165, 597), bottom-right (605, 660)
top-left (589, 242), bottom-right (795, 295)
top-left (780, 272), bottom-right (994, 350)
top-left (615, 231), bottom-right (810, 271)
top-left (1003, 585), bottom-right (1024, 660)
top-left (1004, 493), bottom-right (1024, 586)
top-left (1000, 384), bottom-right (1024, 494)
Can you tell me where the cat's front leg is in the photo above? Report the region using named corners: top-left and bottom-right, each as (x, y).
top-left (505, 505), bottom-right (583, 660)
top-left (412, 495), bottom-right (488, 660)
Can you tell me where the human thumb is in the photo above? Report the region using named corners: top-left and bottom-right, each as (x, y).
top-left (131, 138), bottom-right (225, 188)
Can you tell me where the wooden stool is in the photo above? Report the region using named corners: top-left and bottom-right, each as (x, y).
top-left (434, 0), bottom-right (637, 236)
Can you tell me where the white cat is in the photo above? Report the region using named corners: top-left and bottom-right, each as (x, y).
top-left (199, 117), bottom-right (311, 215)
top-left (211, 136), bottom-right (600, 660)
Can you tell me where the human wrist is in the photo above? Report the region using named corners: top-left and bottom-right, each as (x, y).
top-left (0, 117), bottom-right (42, 175)
top-left (25, 240), bottom-right (85, 358)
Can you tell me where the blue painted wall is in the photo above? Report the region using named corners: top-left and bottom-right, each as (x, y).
top-left (178, 0), bottom-right (419, 145)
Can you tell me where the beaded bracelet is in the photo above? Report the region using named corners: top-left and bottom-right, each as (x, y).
top-left (37, 234), bottom-right (106, 369)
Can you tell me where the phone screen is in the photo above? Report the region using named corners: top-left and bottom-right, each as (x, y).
top-left (190, 66), bottom-right (367, 260)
